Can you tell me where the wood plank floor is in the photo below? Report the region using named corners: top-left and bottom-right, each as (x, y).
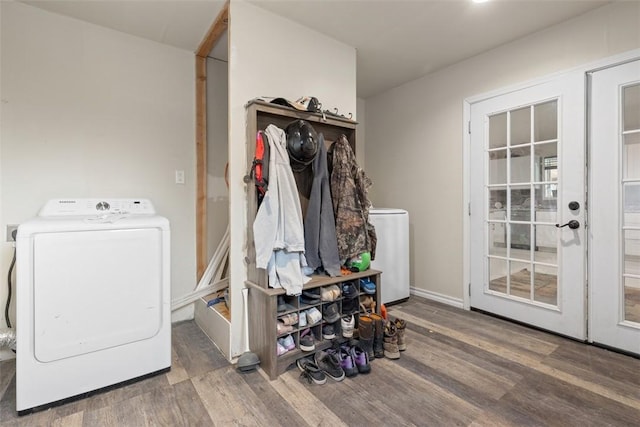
top-left (1, 296), bottom-right (639, 426)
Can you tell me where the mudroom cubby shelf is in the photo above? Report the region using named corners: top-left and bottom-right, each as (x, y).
top-left (246, 269), bottom-right (381, 380)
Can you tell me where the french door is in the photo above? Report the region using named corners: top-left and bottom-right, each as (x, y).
top-left (589, 60), bottom-right (640, 355)
top-left (469, 70), bottom-right (586, 340)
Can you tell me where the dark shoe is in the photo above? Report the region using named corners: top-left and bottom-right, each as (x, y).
top-left (299, 328), bottom-right (316, 352)
top-left (394, 318), bottom-right (407, 351)
top-left (342, 297), bottom-right (358, 314)
top-left (323, 303), bottom-right (341, 323)
top-left (341, 281), bottom-right (358, 299)
top-left (328, 347), bottom-right (358, 378)
top-left (351, 344), bottom-right (371, 374)
top-left (314, 350), bottom-right (345, 381)
top-left (358, 315), bottom-right (375, 359)
top-left (322, 323), bottom-right (336, 340)
top-left (383, 321), bottom-right (400, 359)
top-left (297, 357), bottom-right (327, 385)
top-left (369, 313), bottom-right (385, 359)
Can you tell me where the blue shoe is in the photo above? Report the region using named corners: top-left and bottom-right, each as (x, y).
top-left (360, 278), bottom-right (376, 295)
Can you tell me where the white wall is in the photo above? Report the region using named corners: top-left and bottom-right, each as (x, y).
top-left (227, 0), bottom-right (356, 357)
top-left (0, 2), bottom-right (197, 338)
top-left (365, 1), bottom-right (640, 301)
top-left (356, 97), bottom-right (366, 166)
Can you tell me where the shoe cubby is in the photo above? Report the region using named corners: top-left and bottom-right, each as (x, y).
top-left (246, 269), bottom-right (381, 380)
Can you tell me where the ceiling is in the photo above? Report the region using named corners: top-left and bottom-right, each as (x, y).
top-left (21, 0), bottom-right (609, 98)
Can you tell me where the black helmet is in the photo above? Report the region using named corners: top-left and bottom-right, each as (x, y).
top-left (285, 120), bottom-right (318, 171)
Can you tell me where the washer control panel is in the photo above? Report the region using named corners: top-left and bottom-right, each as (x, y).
top-left (39, 199), bottom-right (156, 216)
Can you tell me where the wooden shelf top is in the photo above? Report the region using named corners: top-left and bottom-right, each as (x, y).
top-left (245, 269), bottom-right (381, 296)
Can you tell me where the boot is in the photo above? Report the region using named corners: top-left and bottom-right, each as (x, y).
top-left (383, 321), bottom-right (400, 359)
top-left (369, 313), bottom-right (385, 359)
top-left (394, 318), bottom-right (407, 351)
top-left (358, 315), bottom-right (374, 359)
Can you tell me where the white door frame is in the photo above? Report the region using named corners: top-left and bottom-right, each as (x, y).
top-left (463, 49), bottom-right (640, 311)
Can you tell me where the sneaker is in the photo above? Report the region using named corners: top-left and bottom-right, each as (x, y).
top-left (359, 278), bottom-right (376, 295)
top-left (306, 307), bottom-right (322, 325)
top-left (323, 323), bottom-right (336, 339)
top-left (299, 328), bottom-right (316, 352)
top-left (277, 320), bottom-right (293, 335)
top-left (342, 297), bottom-right (358, 314)
top-left (330, 347), bottom-right (358, 378)
top-left (341, 315), bottom-right (355, 338)
top-left (279, 334), bottom-right (295, 351)
top-left (277, 341), bottom-right (288, 356)
top-left (321, 285), bottom-right (337, 301)
top-left (341, 281), bottom-right (358, 299)
top-left (323, 303), bottom-right (341, 323)
top-left (351, 345), bottom-right (371, 374)
top-left (298, 310), bottom-right (308, 328)
top-left (277, 295), bottom-right (296, 312)
top-left (301, 290), bottom-right (321, 303)
top-left (297, 359), bottom-right (327, 385)
top-left (314, 350), bottom-right (345, 381)
top-left (279, 312), bottom-right (298, 326)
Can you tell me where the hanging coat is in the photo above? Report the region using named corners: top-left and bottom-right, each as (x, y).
top-left (304, 133), bottom-right (342, 276)
top-left (253, 124), bottom-right (310, 295)
top-left (329, 135), bottom-right (377, 262)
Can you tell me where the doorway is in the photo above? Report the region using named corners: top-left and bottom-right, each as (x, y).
top-left (468, 58), bottom-right (640, 355)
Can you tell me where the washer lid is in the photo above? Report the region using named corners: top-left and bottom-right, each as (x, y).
top-left (370, 208), bottom-right (407, 215)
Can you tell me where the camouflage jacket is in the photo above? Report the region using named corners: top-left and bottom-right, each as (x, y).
top-left (328, 135), bottom-right (377, 262)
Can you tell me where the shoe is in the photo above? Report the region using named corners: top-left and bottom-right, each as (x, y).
top-left (279, 334), bottom-right (295, 351)
top-left (395, 318), bottom-right (407, 351)
top-left (369, 313), bottom-right (385, 358)
top-left (279, 312), bottom-right (298, 326)
top-left (359, 295), bottom-right (376, 314)
top-left (299, 328), bottom-right (316, 352)
top-left (323, 303), bottom-right (341, 323)
top-left (351, 344), bottom-right (371, 374)
top-left (301, 290), bottom-right (321, 303)
top-left (358, 315), bottom-right (375, 359)
top-left (341, 281), bottom-right (358, 299)
top-left (314, 350), bottom-right (345, 381)
top-left (277, 341), bottom-right (288, 356)
top-left (321, 285), bottom-right (340, 301)
top-left (330, 346), bottom-right (358, 378)
top-left (341, 315), bottom-right (355, 338)
top-left (342, 297), bottom-right (358, 314)
top-left (323, 323), bottom-right (336, 339)
top-left (277, 320), bottom-right (293, 335)
top-left (297, 359), bottom-right (327, 385)
top-left (359, 278), bottom-right (376, 295)
top-left (383, 321), bottom-right (400, 359)
top-left (277, 295), bottom-right (296, 313)
top-left (298, 310), bottom-right (307, 328)
top-left (306, 307), bottom-right (322, 325)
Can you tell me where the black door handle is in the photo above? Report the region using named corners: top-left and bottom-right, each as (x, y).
top-left (556, 220), bottom-right (580, 229)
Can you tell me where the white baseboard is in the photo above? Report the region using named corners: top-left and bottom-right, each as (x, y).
top-left (410, 287), bottom-right (465, 309)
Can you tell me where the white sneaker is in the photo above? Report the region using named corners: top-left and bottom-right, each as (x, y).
top-left (306, 307), bottom-right (322, 325)
top-left (299, 310), bottom-right (308, 328)
top-left (341, 315), bottom-right (355, 338)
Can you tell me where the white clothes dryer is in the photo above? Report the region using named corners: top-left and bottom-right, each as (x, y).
top-left (16, 199), bottom-right (171, 413)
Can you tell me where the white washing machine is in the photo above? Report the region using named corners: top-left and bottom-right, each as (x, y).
top-left (369, 208), bottom-right (411, 304)
top-left (16, 199), bottom-right (171, 413)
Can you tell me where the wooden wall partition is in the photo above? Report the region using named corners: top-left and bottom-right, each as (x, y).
top-left (195, 1), bottom-right (229, 280)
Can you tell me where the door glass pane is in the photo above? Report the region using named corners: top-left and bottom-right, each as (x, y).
top-left (624, 276), bottom-right (640, 323)
top-left (624, 183), bottom-right (640, 226)
top-left (488, 223), bottom-right (505, 256)
top-left (509, 261), bottom-right (531, 299)
top-left (623, 133), bottom-right (640, 180)
top-left (510, 146), bottom-right (531, 183)
top-left (624, 229), bottom-right (640, 275)
top-left (510, 186), bottom-right (531, 219)
top-left (489, 149), bottom-right (507, 184)
top-left (489, 112), bottom-right (507, 148)
top-left (534, 142), bottom-right (558, 182)
top-left (534, 265), bottom-right (557, 305)
top-left (623, 84), bottom-right (640, 132)
top-left (534, 100), bottom-right (558, 141)
top-left (534, 225), bottom-right (557, 262)
top-left (489, 187), bottom-right (507, 212)
top-left (534, 184), bottom-right (558, 217)
top-left (488, 257), bottom-right (508, 294)
top-left (510, 107), bottom-right (531, 146)
top-left (510, 224), bottom-right (531, 260)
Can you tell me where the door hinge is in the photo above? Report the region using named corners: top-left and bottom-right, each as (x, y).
top-left (468, 121), bottom-right (471, 134)
top-left (468, 202), bottom-right (471, 216)
top-left (468, 283), bottom-right (471, 296)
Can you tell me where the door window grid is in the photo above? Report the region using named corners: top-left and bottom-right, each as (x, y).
top-left (486, 99), bottom-right (559, 307)
top-left (621, 83), bottom-right (640, 324)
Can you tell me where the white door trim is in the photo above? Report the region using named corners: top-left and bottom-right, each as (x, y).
top-left (463, 48), bottom-right (640, 312)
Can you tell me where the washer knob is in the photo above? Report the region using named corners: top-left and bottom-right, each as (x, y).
top-left (96, 201), bottom-right (110, 211)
